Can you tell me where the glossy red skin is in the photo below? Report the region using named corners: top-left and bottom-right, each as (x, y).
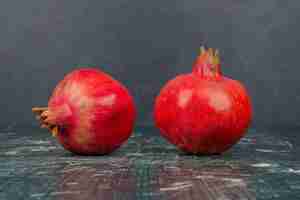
top-left (47, 68), bottom-right (136, 155)
top-left (154, 73), bottom-right (252, 154)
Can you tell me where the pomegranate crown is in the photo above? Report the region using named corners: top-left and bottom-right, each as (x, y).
top-left (192, 46), bottom-right (222, 78)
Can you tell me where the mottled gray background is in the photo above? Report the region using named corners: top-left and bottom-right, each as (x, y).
top-left (0, 0), bottom-right (299, 128)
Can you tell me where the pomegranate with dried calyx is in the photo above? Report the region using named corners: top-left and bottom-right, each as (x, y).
top-left (154, 47), bottom-right (252, 155)
top-left (32, 68), bottom-right (136, 155)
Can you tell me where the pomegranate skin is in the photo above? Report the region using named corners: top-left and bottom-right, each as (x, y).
top-left (42, 68), bottom-right (136, 155)
top-left (154, 48), bottom-right (252, 154)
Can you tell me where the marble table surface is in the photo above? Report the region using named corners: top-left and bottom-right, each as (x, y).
top-left (0, 126), bottom-right (299, 200)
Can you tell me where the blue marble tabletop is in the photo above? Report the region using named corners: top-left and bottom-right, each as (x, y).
top-left (0, 126), bottom-right (299, 200)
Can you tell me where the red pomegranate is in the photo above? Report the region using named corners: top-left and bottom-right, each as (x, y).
top-left (154, 47), bottom-right (252, 154)
top-left (32, 68), bottom-right (136, 155)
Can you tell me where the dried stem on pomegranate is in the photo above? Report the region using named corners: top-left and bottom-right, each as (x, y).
top-left (32, 107), bottom-right (59, 137)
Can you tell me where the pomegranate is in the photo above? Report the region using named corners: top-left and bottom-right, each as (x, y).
top-left (32, 68), bottom-right (136, 155)
top-left (154, 47), bottom-right (252, 154)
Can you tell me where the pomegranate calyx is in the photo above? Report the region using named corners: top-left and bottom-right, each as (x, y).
top-left (192, 46), bottom-right (222, 78)
top-left (32, 107), bottom-right (59, 137)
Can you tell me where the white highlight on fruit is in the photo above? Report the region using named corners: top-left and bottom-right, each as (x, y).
top-left (178, 89), bottom-right (193, 108)
top-left (67, 82), bottom-right (92, 108)
top-left (98, 94), bottom-right (116, 106)
top-left (68, 82), bottom-right (83, 100)
top-left (208, 90), bottom-right (231, 112)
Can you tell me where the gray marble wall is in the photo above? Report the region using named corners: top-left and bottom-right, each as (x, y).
top-left (0, 0), bottom-right (299, 128)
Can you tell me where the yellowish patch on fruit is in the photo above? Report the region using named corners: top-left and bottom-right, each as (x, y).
top-left (178, 89), bottom-right (193, 108)
top-left (74, 123), bottom-right (92, 145)
top-left (74, 130), bottom-right (90, 145)
top-left (74, 110), bottom-right (93, 145)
